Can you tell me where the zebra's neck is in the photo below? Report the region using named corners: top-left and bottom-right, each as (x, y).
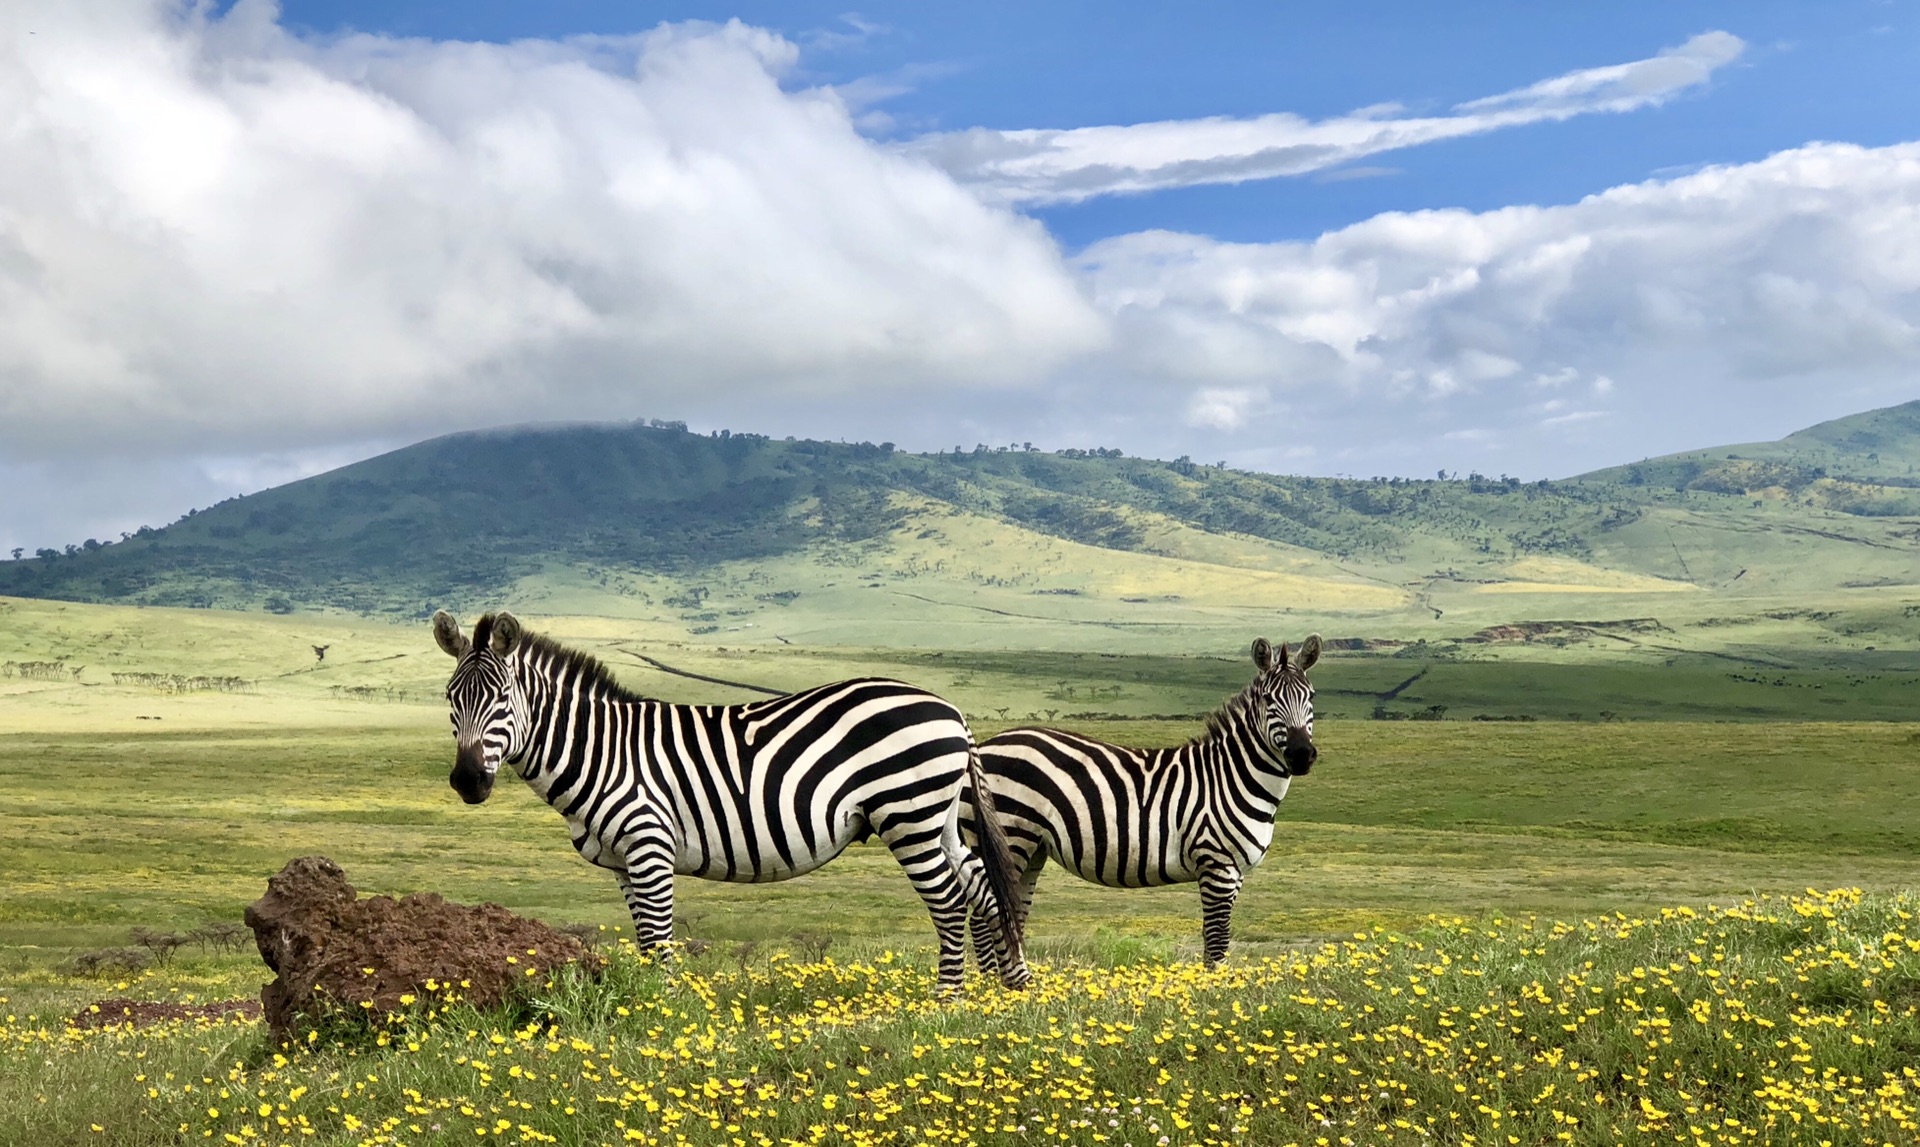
top-left (1180, 688), bottom-right (1291, 810)
top-left (508, 648), bottom-right (644, 799)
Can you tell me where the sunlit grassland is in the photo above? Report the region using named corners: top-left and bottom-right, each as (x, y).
top-left (5, 720), bottom-right (1920, 968)
top-left (6, 596), bottom-right (1920, 743)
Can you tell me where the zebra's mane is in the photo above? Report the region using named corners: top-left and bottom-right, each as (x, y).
top-left (517, 632), bottom-right (649, 704)
top-left (1196, 680), bottom-right (1261, 745)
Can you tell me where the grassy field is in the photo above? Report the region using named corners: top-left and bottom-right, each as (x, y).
top-left (4, 592), bottom-right (1919, 1144)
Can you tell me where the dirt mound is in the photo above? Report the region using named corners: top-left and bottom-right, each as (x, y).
top-left (70, 997), bottom-right (261, 1029)
top-left (1465, 618), bottom-right (1668, 645)
top-left (1321, 637), bottom-right (1407, 652)
top-left (245, 855), bottom-right (598, 1041)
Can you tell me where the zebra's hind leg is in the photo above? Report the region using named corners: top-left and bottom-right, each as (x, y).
top-left (875, 817), bottom-right (973, 998)
top-left (1197, 863), bottom-right (1243, 968)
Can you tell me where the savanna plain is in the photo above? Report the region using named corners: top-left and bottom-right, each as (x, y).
top-left (2, 580), bottom-right (1918, 1147)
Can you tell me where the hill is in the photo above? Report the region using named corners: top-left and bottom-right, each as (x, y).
top-left (1577, 398), bottom-right (1920, 511)
top-left (3, 408), bottom-right (1920, 660)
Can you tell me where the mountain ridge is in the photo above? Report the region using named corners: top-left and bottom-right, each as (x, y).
top-left (4, 403), bottom-right (1919, 643)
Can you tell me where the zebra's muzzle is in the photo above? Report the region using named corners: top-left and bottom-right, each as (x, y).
top-left (450, 744), bottom-right (497, 804)
top-left (1282, 729), bottom-right (1317, 776)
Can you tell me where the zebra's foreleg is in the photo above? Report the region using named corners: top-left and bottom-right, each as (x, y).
top-left (1197, 864), bottom-right (1243, 968)
top-left (1015, 847), bottom-right (1047, 936)
top-left (960, 853), bottom-right (1032, 989)
top-left (968, 845), bottom-right (1035, 990)
top-left (614, 849), bottom-right (678, 957)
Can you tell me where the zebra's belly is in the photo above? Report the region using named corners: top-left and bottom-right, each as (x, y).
top-left (1052, 842), bottom-right (1199, 888)
top-left (672, 828), bottom-right (856, 883)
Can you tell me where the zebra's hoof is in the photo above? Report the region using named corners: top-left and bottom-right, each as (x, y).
top-left (1000, 969), bottom-right (1033, 992)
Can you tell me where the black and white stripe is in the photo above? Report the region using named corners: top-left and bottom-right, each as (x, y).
top-left (968, 635), bottom-right (1320, 968)
top-left (433, 610), bottom-right (1028, 994)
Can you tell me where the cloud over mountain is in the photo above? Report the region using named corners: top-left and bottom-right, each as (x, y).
top-left (0, 1), bottom-right (1101, 459)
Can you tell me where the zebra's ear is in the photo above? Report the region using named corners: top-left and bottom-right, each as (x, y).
top-left (490, 611), bottom-right (522, 656)
top-left (1295, 634), bottom-right (1322, 673)
top-left (1252, 637), bottom-right (1273, 671)
top-left (432, 611), bottom-right (470, 659)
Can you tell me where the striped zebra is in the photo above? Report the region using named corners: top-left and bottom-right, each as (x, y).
top-left (967, 635), bottom-right (1320, 970)
top-left (432, 611), bottom-right (1029, 994)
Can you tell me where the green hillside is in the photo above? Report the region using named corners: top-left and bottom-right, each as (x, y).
top-left (1578, 398), bottom-right (1920, 507)
top-left (4, 407), bottom-right (1920, 662)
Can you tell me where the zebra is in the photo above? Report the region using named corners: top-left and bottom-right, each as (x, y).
top-left (431, 610), bottom-right (1029, 994)
top-left (966, 635), bottom-right (1320, 970)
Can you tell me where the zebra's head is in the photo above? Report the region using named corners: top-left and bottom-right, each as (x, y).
top-left (432, 610), bottom-right (527, 805)
top-left (1252, 634), bottom-right (1320, 775)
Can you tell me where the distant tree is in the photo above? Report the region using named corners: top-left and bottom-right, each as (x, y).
top-left (36, 548), bottom-right (57, 561)
top-left (8, 548), bottom-right (20, 561)
top-left (83, 538), bottom-right (102, 551)
top-left (63, 543), bottom-right (79, 556)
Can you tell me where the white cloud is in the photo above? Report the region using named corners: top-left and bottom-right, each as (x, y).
top-left (1541, 410), bottom-right (1606, 427)
top-left (0, 1), bottom-right (1103, 460)
top-left (908, 32), bottom-right (1744, 205)
top-left (1076, 139), bottom-right (1920, 475)
top-left (1186, 387), bottom-right (1265, 431)
top-left (953, 132), bottom-right (1920, 484)
top-left (1454, 31), bottom-right (1743, 116)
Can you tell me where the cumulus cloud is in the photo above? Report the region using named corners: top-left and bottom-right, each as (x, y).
top-left (0, 0), bottom-right (1103, 459)
top-left (909, 32), bottom-right (1744, 205)
top-left (1077, 140), bottom-right (1920, 472)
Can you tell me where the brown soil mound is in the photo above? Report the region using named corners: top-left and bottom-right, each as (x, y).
top-left (245, 855), bottom-right (598, 1041)
top-left (70, 997), bottom-right (262, 1029)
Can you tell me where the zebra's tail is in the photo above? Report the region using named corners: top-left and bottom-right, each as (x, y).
top-left (965, 740), bottom-right (1025, 961)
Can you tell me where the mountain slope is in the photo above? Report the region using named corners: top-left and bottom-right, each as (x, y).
top-left (1577, 399), bottom-right (1920, 503)
top-left (3, 408), bottom-right (1919, 659)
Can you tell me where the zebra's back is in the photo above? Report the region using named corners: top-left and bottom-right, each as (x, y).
top-left (639, 677), bottom-right (974, 883)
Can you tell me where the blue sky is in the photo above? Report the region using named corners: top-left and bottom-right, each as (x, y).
top-left (2, 1), bottom-right (1919, 550)
top-left (275, 1), bottom-right (1919, 243)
